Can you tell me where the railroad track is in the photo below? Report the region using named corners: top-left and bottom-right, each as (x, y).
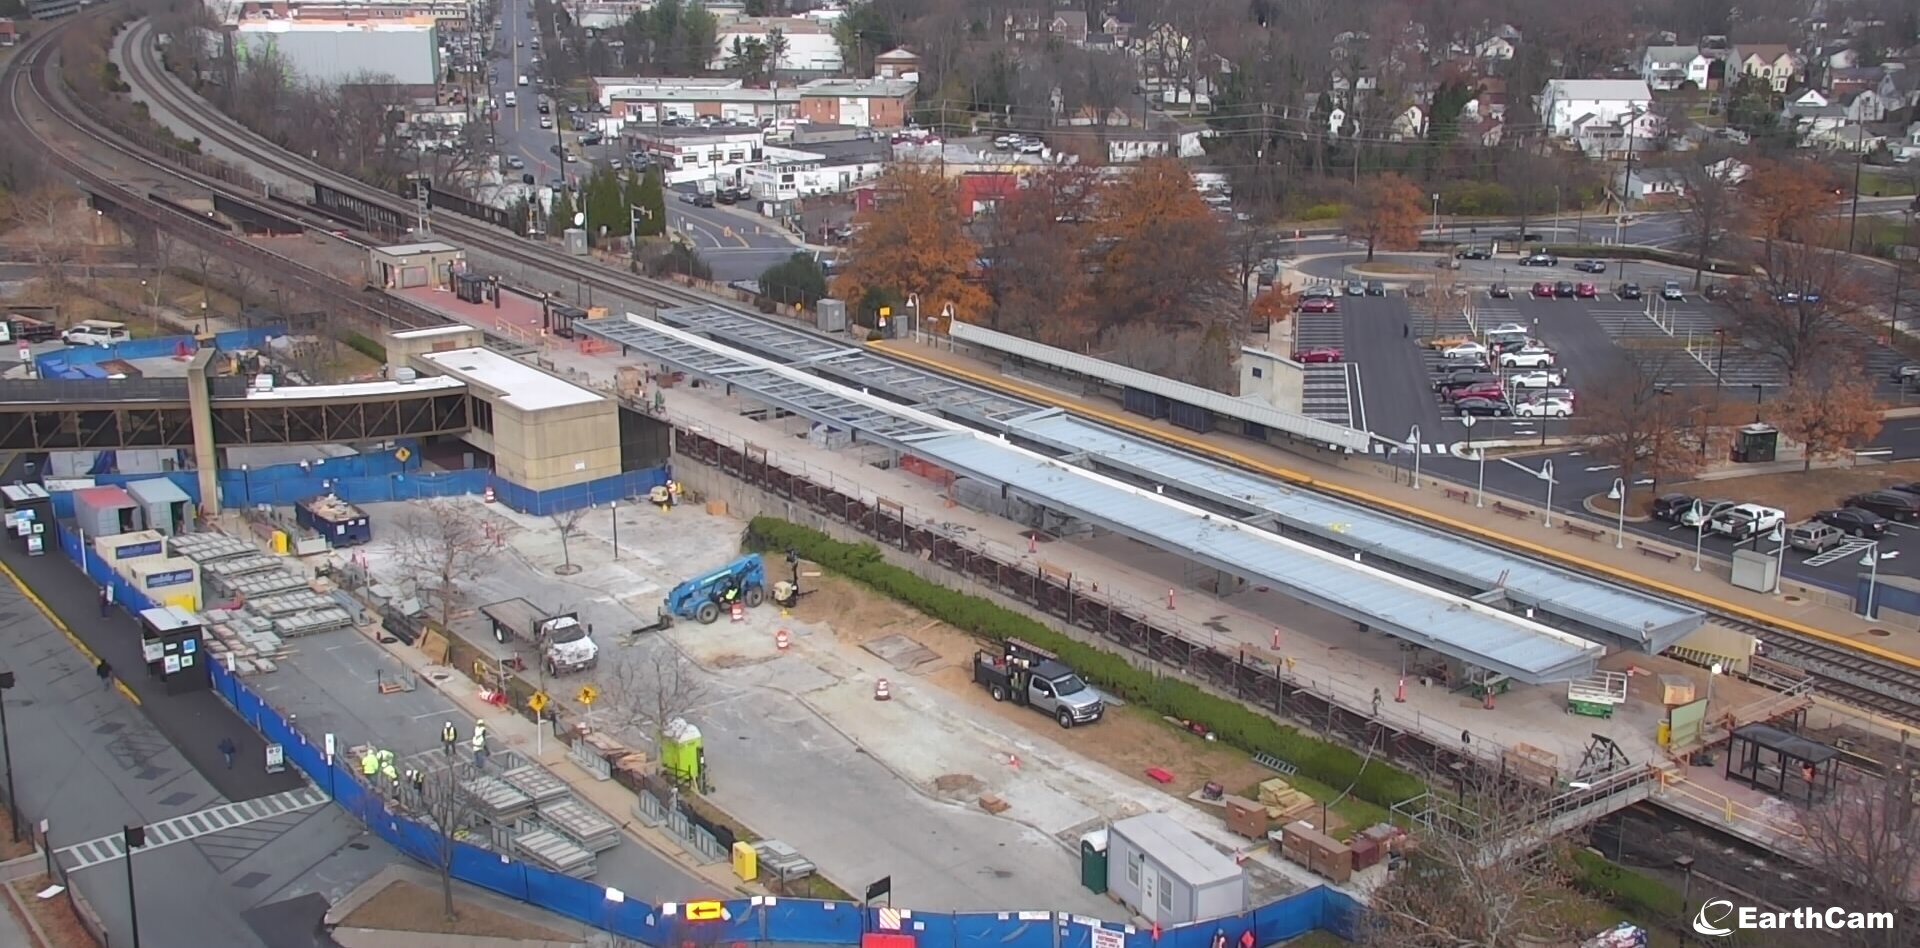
top-left (64, 13), bottom-right (1920, 731)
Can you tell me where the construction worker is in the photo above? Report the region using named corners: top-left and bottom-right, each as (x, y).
top-left (377, 748), bottom-right (395, 772)
top-left (471, 719), bottom-right (489, 767)
top-left (381, 758), bottom-right (400, 797)
top-left (410, 768), bottom-right (426, 798)
top-left (666, 479), bottom-right (681, 506)
top-left (772, 580), bottom-right (795, 607)
top-left (441, 721), bottom-right (458, 757)
top-left (649, 483), bottom-right (670, 512)
top-left (360, 749), bottom-right (380, 780)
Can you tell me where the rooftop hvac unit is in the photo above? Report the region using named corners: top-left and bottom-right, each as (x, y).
top-left (393, 367), bottom-right (418, 384)
top-left (252, 374), bottom-right (275, 392)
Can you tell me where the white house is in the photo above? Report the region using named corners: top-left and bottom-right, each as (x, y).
top-left (739, 146), bottom-right (885, 202)
top-left (1538, 79), bottom-right (1654, 138)
top-left (1576, 111), bottom-right (1665, 159)
top-left (1790, 88), bottom-right (1830, 108)
top-left (1389, 105), bottom-right (1424, 140)
top-left (1616, 167), bottom-right (1689, 202)
top-left (708, 16), bottom-right (842, 72)
top-left (1641, 45), bottom-right (1712, 91)
top-left (1735, 45), bottom-right (1798, 92)
top-left (1842, 90), bottom-right (1888, 124)
top-left (1476, 36), bottom-right (1514, 61)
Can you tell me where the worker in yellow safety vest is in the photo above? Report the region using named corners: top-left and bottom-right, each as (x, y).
top-left (360, 749), bottom-right (380, 778)
top-left (381, 759), bottom-right (400, 795)
top-left (441, 721), bottom-right (458, 756)
top-left (666, 480), bottom-right (681, 506)
top-left (649, 484), bottom-right (670, 511)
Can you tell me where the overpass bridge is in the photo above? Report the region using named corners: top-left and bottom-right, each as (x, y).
top-left (0, 351), bottom-right (472, 510)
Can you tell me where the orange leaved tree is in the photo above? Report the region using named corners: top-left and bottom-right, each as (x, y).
top-left (1342, 172), bottom-right (1425, 262)
top-left (1771, 378), bottom-right (1883, 470)
top-left (833, 164), bottom-right (990, 329)
top-left (1249, 287), bottom-right (1297, 326)
top-left (1741, 158), bottom-right (1840, 253)
top-left (1090, 158), bottom-right (1235, 331)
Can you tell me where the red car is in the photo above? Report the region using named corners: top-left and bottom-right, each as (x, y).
top-left (1445, 381), bottom-right (1505, 402)
top-left (1575, 282), bottom-right (1598, 298)
top-left (1292, 346), bottom-right (1343, 363)
top-left (1531, 281), bottom-right (1555, 298)
top-left (1299, 296), bottom-right (1339, 313)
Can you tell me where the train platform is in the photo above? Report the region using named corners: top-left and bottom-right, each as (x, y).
top-left (874, 339), bottom-right (1920, 667)
top-left (392, 283), bottom-right (552, 346)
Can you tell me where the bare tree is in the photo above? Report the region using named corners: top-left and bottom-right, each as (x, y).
top-left (391, 501), bottom-right (508, 626)
top-left (1726, 232), bottom-right (1876, 382)
top-left (552, 507), bottom-right (590, 575)
top-left (1796, 773), bottom-right (1920, 948)
top-left (1676, 155), bottom-right (1747, 288)
top-left (223, 260), bottom-right (261, 311)
top-left (603, 647), bottom-right (708, 754)
top-left (1574, 353), bottom-right (1703, 497)
top-left (1366, 773), bottom-right (1579, 947)
top-left (417, 761), bottom-right (486, 922)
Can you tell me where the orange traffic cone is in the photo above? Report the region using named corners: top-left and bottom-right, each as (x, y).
top-left (1483, 689), bottom-right (1496, 710)
top-left (775, 629), bottom-right (790, 651)
top-left (730, 602), bottom-right (745, 622)
top-left (482, 485), bottom-right (496, 503)
top-left (874, 678), bottom-right (891, 701)
top-left (1008, 753), bottom-right (1020, 770)
top-left (1395, 677), bottom-right (1407, 702)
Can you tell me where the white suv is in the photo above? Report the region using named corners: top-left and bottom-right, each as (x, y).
top-left (1500, 346), bottom-right (1555, 368)
top-left (1507, 369), bottom-right (1565, 389)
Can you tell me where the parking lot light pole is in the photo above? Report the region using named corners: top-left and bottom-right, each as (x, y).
top-left (1606, 478), bottom-right (1627, 549)
top-left (1766, 525), bottom-right (1787, 593)
top-left (1752, 383), bottom-right (1764, 422)
top-left (1539, 460), bottom-right (1555, 528)
top-left (1408, 426), bottom-right (1422, 490)
top-left (1431, 194), bottom-right (1440, 239)
top-left (1693, 500), bottom-right (1736, 572)
top-left (1475, 448), bottom-right (1486, 508)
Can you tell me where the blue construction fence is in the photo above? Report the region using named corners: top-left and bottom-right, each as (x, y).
top-left (53, 522), bottom-right (1365, 947)
top-left (43, 447), bottom-right (671, 519)
top-left (36, 326), bottom-right (287, 378)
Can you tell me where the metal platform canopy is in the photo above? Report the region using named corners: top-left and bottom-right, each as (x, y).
top-left (1009, 411), bottom-right (1706, 652)
top-left (908, 431), bottom-right (1604, 684)
top-left (576, 316), bottom-right (958, 447)
top-left (943, 320), bottom-right (1374, 453)
top-left (656, 305), bottom-right (1045, 427)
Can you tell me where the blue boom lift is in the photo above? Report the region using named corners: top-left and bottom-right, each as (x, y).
top-left (664, 554), bottom-right (768, 624)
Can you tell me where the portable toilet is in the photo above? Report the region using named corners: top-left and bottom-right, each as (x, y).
top-left (125, 478), bottom-right (193, 536)
top-left (660, 717), bottom-right (702, 783)
top-left (1080, 827), bottom-right (1110, 893)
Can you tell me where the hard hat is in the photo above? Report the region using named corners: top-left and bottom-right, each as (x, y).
top-left (476, 718), bottom-right (486, 726)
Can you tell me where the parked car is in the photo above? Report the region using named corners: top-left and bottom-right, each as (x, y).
top-left (1489, 283), bottom-right (1512, 298)
top-left (1435, 371), bottom-right (1500, 392)
top-left (1345, 280), bottom-right (1366, 296)
top-left (1446, 382), bottom-right (1507, 403)
top-left (1365, 280), bottom-right (1387, 296)
top-left (63, 320), bottom-right (129, 347)
top-left (1651, 493), bottom-right (1697, 524)
top-left (1785, 520), bottom-right (1845, 554)
top-left (1300, 296), bottom-right (1339, 313)
top-left (1293, 346), bottom-right (1344, 363)
top-left (505, 155), bottom-right (525, 169)
top-left (1814, 507), bottom-right (1889, 538)
top-left (1574, 260), bottom-right (1608, 273)
top-left (1890, 364), bottom-right (1920, 384)
top-left (1513, 396), bottom-right (1573, 418)
top-left (1508, 369), bottom-right (1566, 389)
top-left (1531, 281), bottom-right (1555, 298)
top-left (1575, 282), bottom-right (1598, 298)
top-left (1681, 498), bottom-right (1735, 528)
top-left (1662, 280), bottom-right (1685, 300)
top-left (1454, 396), bottom-right (1513, 417)
top-left (1303, 285), bottom-right (1336, 299)
top-left (1500, 346), bottom-right (1556, 368)
top-left (1846, 491), bottom-right (1920, 523)
top-left (1442, 342), bottom-right (1488, 359)
top-left (1520, 253), bottom-right (1558, 267)
top-left (1426, 333), bottom-right (1473, 350)
top-left (1619, 283), bottom-right (1643, 300)
top-left (1708, 503), bottom-right (1787, 540)
top-left (1488, 323), bottom-right (1529, 335)
top-left (1553, 280), bottom-right (1577, 298)
top-left (1456, 248), bottom-right (1492, 260)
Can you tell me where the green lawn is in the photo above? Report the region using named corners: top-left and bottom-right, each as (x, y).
top-left (1862, 170), bottom-right (1918, 197)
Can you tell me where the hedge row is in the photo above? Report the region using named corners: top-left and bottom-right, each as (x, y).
top-left (746, 517), bottom-right (1427, 809)
top-left (1568, 850), bottom-right (1685, 921)
top-left (1540, 243), bottom-right (1755, 276)
top-left (346, 332), bottom-right (387, 362)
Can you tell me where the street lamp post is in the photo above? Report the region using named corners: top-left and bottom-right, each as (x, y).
top-left (1752, 383), bottom-right (1764, 422)
top-left (1675, 855), bottom-right (1696, 918)
top-left (1893, 209), bottom-right (1914, 343)
top-left (124, 824), bottom-right (146, 948)
top-left (1431, 194), bottom-right (1440, 239)
top-left (1707, 662), bottom-right (1723, 708)
top-left (1408, 426), bottom-right (1422, 490)
top-left (1713, 327), bottom-right (1727, 394)
top-left (1692, 500), bottom-right (1737, 571)
top-left (1860, 540), bottom-right (1882, 618)
top-left (1764, 524), bottom-right (1788, 593)
top-left (0, 671), bottom-right (16, 843)
top-left (1539, 459), bottom-right (1555, 527)
top-left (1606, 477), bottom-right (1627, 549)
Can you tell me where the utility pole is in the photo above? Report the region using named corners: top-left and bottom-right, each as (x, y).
top-left (1621, 107), bottom-right (1642, 221)
top-left (1893, 209), bottom-right (1915, 342)
top-left (1848, 145), bottom-right (1866, 253)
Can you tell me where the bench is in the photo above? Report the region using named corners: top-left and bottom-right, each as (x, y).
top-left (1636, 543), bottom-right (1681, 563)
top-left (1443, 487), bottom-right (1471, 504)
top-left (1491, 502), bottom-right (1529, 520)
top-left (1561, 521), bottom-right (1606, 542)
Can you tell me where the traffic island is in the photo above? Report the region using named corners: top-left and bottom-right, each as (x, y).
top-left (325, 866), bottom-right (587, 947)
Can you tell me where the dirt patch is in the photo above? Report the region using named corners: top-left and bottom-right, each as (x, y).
top-left (933, 773), bottom-right (985, 796)
top-left (1349, 262), bottom-right (1426, 275)
top-left (337, 879), bottom-right (571, 940)
top-left (7, 875), bottom-right (96, 948)
top-left (1588, 490), bottom-right (1656, 518)
top-left (1673, 460), bottom-right (1920, 520)
top-left (0, 808), bottom-right (37, 861)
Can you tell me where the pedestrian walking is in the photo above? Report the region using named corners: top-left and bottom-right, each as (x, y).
top-left (1403, 323), bottom-right (1409, 338)
top-left (98, 586), bottom-right (110, 617)
top-left (95, 660), bottom-right (112, 690)
top-left (409, 768), bottom-right (425, 799)
top-left (441, 720), bottom-right (458, 757)
top-left (471, 725), bottom-right (488, 769)
top-left (218, 736), bottom-right (237, 769)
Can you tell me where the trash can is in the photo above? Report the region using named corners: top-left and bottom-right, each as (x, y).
top-left (1079, 828), bottom-right (1109, 894)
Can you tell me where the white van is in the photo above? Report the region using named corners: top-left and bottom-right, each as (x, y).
top-left (63, 319), bottom-right (130, 347)
top-left (503, 91), bottom-right (517, 107)
top-left (517, 74), bottom-right (529, 86)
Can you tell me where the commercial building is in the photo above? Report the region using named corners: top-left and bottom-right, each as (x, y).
top-left (709, 16), bottom-right (841, 72)
top-left (405, 342), bottom-right (623, 492)
top-left (596, 76), bottom-right (916, 128)
top-left (213, 0), bottom-right (473, 29)
top-left (230, 15), bottom-right (441, 86)
top-left (625, 129), bottom-right (767, 187)
top-left (739, 138), bottom-right (887, 204)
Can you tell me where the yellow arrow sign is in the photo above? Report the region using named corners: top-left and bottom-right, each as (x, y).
top-left (528, 691), bottom-right (550, 713)
top-left (395, 447), bottom-right (412, 463)
top-left (684, 900), bottom-right (725, 922)
top-left (577, 684), bottom-right (599, 706)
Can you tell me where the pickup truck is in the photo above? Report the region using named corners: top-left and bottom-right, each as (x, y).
top-left (972, 638), bottom-right (1103, 728)
top-left (482, 598), bottom-right (600, 676)
top-left (63, 319), bottom-right (130, 348)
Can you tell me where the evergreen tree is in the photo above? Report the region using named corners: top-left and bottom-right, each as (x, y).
top-left (549, 187), bottom-right (577, 234)
top-left (635, 168), bottom-right (667, 237)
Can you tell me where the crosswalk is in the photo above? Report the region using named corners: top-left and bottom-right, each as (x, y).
top-left (55, 785), bottom-right (328, 872)
top-left (1294, 312), bottom-right (1359, 429)
top-left (1803, 537), bottom-right (1878, 568)
top-left (1370, 441), bottom-right (1454, 455)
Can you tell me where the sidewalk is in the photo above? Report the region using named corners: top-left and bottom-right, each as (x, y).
top-left (873, 340), bottom-right (1920, 666)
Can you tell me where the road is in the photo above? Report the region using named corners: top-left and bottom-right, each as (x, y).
top-left (484, 0), bottom-right (801, 280)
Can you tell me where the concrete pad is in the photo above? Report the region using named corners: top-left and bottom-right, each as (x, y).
top-left (862, 633), bottom-right (941, 672)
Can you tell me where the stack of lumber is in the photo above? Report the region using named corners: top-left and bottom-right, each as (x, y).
top-left (1257, 778), bottom-right (1316, 822)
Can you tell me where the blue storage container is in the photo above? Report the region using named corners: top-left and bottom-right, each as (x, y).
top-left (296, 494), bottom-right (372, 547)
